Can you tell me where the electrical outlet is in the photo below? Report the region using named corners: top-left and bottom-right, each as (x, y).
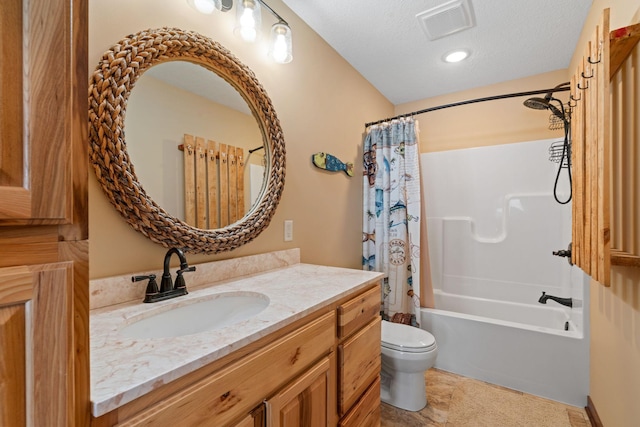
top-left (284, 220), bottom-right (293, 242)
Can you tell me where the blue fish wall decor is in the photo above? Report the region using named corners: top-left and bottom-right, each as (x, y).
top-left (312, 152), bottom-right (354, 177)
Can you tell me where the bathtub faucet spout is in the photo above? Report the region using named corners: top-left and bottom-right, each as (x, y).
top-left (538, 292), bottom-right (573, 308)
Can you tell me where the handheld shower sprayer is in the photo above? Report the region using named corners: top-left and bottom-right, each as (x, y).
top-left (523, 82), bottom-right (572, 205)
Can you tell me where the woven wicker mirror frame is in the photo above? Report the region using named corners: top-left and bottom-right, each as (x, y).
top-left (88, 28), bottom-right (285, 253)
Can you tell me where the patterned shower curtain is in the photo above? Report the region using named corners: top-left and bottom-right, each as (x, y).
top-left (363, 118), bottom-right (421, 326)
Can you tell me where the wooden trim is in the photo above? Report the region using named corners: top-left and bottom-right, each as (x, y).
top-left (0, 266), bottom-right (33, 305)
top-left (28, 0), bottom-right (72, 221)
top-left (207, 140), bottom-right (218, 229)
top-left (219, 143), bottom-right (229, 227)
top-left (0, 242), bottom-right (59, 268)
top-left (571, 9), bottom-right (612, 286)
top-left (195, 137), bottom-right (208, 229)
top-left (60, 240), bottom-right (90, 427)
top-left (0, 0), bottom-right (24, 189)
top-left (0, 305), bottom-right (27, 426)
top-left (31, 263), bottom-right (74, 426)
top-left (598, 11), bottom-right (611, 285)
top-left (611, 249), bottom-right (640, 267)
top-left (610, 23), bottom-right (640, 79)
top-left (586, 396), bottom-right (604, 427)
top-left (183, 134), bottom-right (196, 225)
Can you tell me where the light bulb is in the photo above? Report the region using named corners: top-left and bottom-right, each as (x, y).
top-left (186, 0), bottom-right (221, 14)
top-left (235, 0), bottom-right (261, 43)
top-left (272, 34), bottom-right (288, 62)
top-left (240, 9), bottom-right (257, 41)
top-left (269, 23), bottom-right (292, 64)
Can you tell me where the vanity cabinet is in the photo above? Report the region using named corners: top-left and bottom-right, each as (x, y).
top-left (90, 283), bottom-right (381, 427)
top-left (0, 0), bottom-right (89, 425)
top-left (336, 286), bottom-right (381, 426)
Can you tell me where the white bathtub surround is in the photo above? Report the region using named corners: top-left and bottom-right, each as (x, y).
top-left (90, 254), bottom-right (382, 417)
top-left (420, 139), bottom-right (589, 407)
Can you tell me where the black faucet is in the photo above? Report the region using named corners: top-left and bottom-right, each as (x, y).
top-left (132, 248), bottom-right (196, 303)
top-left (538, 291), bottom-right (573, 308)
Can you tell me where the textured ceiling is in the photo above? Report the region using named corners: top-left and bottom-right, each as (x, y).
top-left (281, 0), bottom-right (593, 105)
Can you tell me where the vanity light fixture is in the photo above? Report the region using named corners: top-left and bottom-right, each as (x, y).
top-left (187, 0), bottom-right (293, 64)
top-left (443, 49), bottom-right (469, 63)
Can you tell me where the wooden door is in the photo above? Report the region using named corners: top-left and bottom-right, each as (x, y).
top-left (338, 317), bottom-right (381, 416)
top-left (266, 357), bottom-right (331, 427)
top-left (0, 263), bottom-right (74, 425)
top-left (0, 0), bottom-right (89, 425)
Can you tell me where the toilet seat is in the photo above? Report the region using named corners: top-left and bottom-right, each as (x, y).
top-left (381, 320), bottom-right (437, 353)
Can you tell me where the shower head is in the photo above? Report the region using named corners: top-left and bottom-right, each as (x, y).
top-left (523, 82), bottom-right (570, 111)
top-left (523, 97), bottom-right (551, 110)
top-left (524, 94), bottom-right (567, 123)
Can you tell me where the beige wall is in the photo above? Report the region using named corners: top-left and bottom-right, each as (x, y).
top-left (394, 70), bottom-right (570, 153)
top-left (89, 0), bottom-right (393, 278)
top-left (574, 1), bottom-right (640, 426)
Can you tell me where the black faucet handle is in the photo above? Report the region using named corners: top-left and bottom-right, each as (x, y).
top-left (177, 265), bottom-right (196, 274)
top-left (132, 274), bottom-right (160, 302)
top-left (174, 265), bottom-right (196, 290)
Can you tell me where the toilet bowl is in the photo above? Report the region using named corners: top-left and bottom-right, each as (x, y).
top-left (380, 320), bottom-right (438, 411)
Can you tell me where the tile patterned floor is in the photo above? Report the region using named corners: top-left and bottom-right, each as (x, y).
top-left (380, 369), bottom-right (591, 427)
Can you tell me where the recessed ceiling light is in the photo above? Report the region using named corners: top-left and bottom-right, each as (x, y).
top-left (443, 50), bottom-right (469, 63)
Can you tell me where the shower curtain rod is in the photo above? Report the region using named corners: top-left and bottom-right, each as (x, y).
top-left (364, 86), bottom-right (570, 128)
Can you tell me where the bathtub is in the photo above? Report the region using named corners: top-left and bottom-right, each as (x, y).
top-left (421, 271), bottom-right (590, 407)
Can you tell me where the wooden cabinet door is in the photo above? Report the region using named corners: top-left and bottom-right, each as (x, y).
top-left (0, 0), bottom-right (83, 224)
top-left (338, 376), bottom-right (381, 427)
top-left (0, 0), bottom-right (89, 425)
top-left (0, 263), bottom-right (74, 426)
top-left (338, 317), bottom-right (381, 416)
top-left (266, 357), bottom-right (330, 427)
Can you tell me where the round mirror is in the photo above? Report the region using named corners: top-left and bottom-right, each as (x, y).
top-left (88, 28), bottom-right (285, 253)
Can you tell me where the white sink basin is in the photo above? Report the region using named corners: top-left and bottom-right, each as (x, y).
top-left (119, 292), bottom-right (270, 339)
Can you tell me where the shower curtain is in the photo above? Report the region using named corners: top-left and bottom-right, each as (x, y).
top-left (363, 118), bottom-right (421, 326)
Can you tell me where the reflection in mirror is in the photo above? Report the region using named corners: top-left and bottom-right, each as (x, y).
top-left (126, 61), bottom-right (267, 229)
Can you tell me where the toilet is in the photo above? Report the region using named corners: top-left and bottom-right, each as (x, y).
top-left (380, 320), bottom-right (438, 411)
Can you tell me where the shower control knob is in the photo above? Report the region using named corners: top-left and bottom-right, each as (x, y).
top-left (553, 250), bottom-right (570, 257)
top-left (552, 243), bottom-right (573, 265)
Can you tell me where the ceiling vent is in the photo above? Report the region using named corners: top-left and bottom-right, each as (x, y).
top-left (417, 0), bottom-right (476, 41)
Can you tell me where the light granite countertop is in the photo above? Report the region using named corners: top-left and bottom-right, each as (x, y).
top-left (90, 261), bottom-right (383, 417)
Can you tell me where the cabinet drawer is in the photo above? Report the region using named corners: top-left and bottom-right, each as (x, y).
top-left (339, 376), bottom-right (380, 427)
top-left (338, 317), bottom-right (381, 415)
top-left (337, 285), bottom-right (380, 339)
top-left (119, 311), bottom-right (336, 427)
